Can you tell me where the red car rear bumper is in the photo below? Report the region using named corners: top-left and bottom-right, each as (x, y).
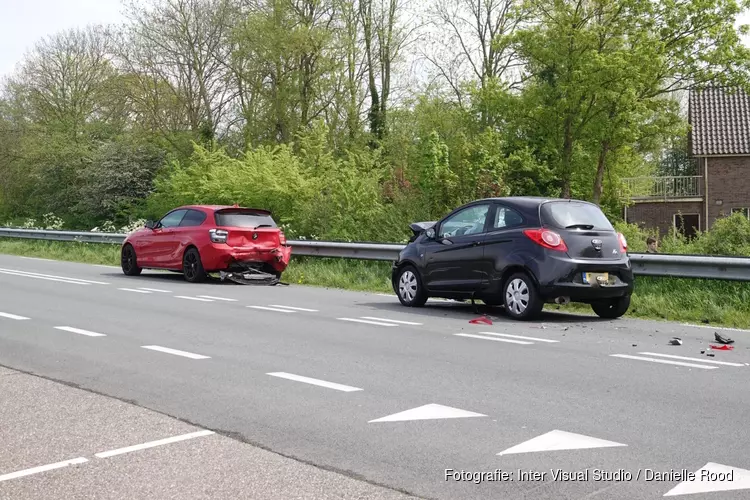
top-left (202, 244), bottom-right (293, 273)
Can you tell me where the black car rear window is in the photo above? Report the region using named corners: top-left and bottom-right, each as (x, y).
top-left (214, 209), bottom-right (277, 228)
top-left (540, 201), bottom-right (614, 230)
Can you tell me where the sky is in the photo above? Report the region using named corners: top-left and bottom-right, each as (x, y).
top-left (0, 0), bottom-right (749, 81)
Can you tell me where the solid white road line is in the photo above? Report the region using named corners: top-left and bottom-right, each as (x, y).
top-left (0, 268), bottom-right (109, 285)
top-left (360, 316), bottom-right (422, 325)
top-left (174, 296), bottom-right (214, 302)
top-left (639, 352), bottom-right (745, 367)
top-left (0, 270), bottom-right (90, 285)
top-left (609, 354), bottom-right (718, 370)
top-left (267, 372), bottom-right (363, 392)
top-left (20, 256), bottom-right (55, 262)
top-left (454, 333), bottom-right (534, 345)
top-left (94, 265), bottom-right (120, 269)
top-left (0, 457), bottom-right (88, 483)
top-left (141, 345), bottom-right (211, 359)
top-left (337, 318), bottom-right (398, 326)
top-left (248, 306), bottom-right (296, 313)
top-left (118, 288), bottom-right (152, 294)
top-left (268, 305), bottom-right (318, 312)
top-left (138, 288), bottom-right (172, 293)
top-left (54, 326), bottom-right (107, 337)
top-left (198, 295), bottom-right (238, 302)
top-left (0, 312), bottom-right (30, 320)
top-left (94, 430), bottom-right (215, 459)
top-left (478, 332), bottom-right (560, 343)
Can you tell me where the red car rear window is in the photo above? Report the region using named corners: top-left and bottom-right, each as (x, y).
top-left (214, 209), bottom-right (277, 228)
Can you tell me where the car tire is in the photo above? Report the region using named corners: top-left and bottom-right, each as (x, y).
top-left (396, 265), bottom-right (428, 307)
top-left (502, 272), bottom-right (543, 320)
top-left (183, 247), bottom-right (207, 283)
top-left (591, 295), bottom-right (631, 319)
top-left (121, 244), bottom-right (142, 276)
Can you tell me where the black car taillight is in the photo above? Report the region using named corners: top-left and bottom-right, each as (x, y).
top-left (523, 228), bottom-right (568, 252)
top-left (209, 228), bottom-right (228, 243)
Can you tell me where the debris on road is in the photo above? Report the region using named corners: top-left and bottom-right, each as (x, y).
top-left (469, 316), bottom-right (493, 325)
top-left (669, 337), bottom-right (683, 346)
top-left (714, 332), bottom-right (735, 345)
top-left (709, 344), bottom-right (734, 351)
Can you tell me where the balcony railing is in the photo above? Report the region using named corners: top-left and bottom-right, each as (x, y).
top-left (621, 176), bottom-right (703, 200)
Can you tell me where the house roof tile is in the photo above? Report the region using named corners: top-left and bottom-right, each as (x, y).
top-left (689, 86), bottom-right (750, 156)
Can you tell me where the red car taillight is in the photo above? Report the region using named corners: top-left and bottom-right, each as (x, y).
top-left (209, 228), bottom-right (228, 243)
top-left (279, 231), bottom-right (286, 245)
top-left (523, 228), bottom-right (568, 252)
top-left (617, 232), bottom-right (628, 254)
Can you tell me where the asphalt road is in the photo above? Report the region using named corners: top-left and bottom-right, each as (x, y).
top-left (1, 253), bottom-right (750, 500)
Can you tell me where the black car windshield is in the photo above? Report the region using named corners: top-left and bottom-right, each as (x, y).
top-left (214, 209), bottom-right (277, 228)
top-left (540, 201), bottom-right (614, 231)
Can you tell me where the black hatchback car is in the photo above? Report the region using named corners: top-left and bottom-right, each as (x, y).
top-left (391, 197), bottom-right (634, 320)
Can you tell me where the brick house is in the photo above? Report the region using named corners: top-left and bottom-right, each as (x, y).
top-left (622, 86), bottom-right (750, 238)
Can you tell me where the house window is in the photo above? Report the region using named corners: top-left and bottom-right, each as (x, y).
top-left (731, 207), bottom-right (750, 219)
top-left (673, 213), bottom-right (700, 240)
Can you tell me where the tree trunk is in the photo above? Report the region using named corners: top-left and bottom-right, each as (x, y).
top-left (561, 118), bottom-right (573, 198)
top-left (592, 141), bottom-right (609, 204)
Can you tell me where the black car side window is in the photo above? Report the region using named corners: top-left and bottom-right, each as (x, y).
top-left (493, 206), bottom-right (525, 229)
top-left (158, 210), bottom-right (188, 228)
top-left (179, 209), bottom-right (207, 227)
top-left (438, 204), bottom-right (490, 238)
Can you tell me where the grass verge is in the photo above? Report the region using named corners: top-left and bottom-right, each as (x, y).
top-left (2, 237), bottom-right (750, 329)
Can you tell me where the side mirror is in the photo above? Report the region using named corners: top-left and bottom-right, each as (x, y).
top-left (145, 220), bottom-right (156, 230)
top-left (425, 227), bottom-right (436, 240)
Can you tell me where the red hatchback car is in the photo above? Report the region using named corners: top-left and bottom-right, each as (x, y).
top-left (120, 205), bottom-right (292, 283)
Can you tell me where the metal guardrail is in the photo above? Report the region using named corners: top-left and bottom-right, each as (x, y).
top-left (2, 227), bottom-right (750, 281)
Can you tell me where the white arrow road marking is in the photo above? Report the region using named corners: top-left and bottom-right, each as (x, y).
top-left (0, 312), bottom-right (30, 320)
top-left (610, 354), bottom-right (719, 370)
top-left (478, 332), bottom-right (560, 343)
top-left (267, 372), bottom-right (363, 392)
top-left (54, 326), bottom-right (107, 337)
top-left (369, 404), bottom-right (487, 423)
top-left (497, 430), bottom-right (627, 456)
top-left (454, 333), bottom-right (533, 345)
top-left (95, 430), bottom-right (215, 459)
top-left (663, 463), bottom-right (750, 496)
top-left (0, 457), bottom-right (88, 482)
top-left (141, 345), bottom-right (210, 359)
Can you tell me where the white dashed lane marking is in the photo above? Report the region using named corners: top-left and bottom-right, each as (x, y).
top-left (268, 305), bottom-right (318, 312)
top-left (360, 316), bottom-right (422, 325)
top-left (141, 345), bottom-right (211, 360)
top-left (337, 318), bottom-right (398, 327)
top-left (248, 306), bottom-right (296, 313)
top-left (54, 326), bottom-right (107, 337)
top-left (94, 430), bottom-right (215, 458)
top-left (454, 333), bottom-right (533, 345)
top-left (0, 268), bottom-right (109, 285)
top-left (198, 295), bottom-right (237, 302)
top-left (0, 457), bottom-right (88, 483)
top-left (138, 288), bottom-right (172, 293)
top-left (267, 372), bottom-right (363, 392)
top-left (118, 288), bottom-right (152, 294)
top-left (610, 354), bottom-right (718, 370)
top-left (0, 312), bottom-right (30, 321)
top-left (174, 296), bottom-right (214, 302)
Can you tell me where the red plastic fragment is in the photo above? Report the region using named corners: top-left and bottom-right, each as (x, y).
top-left (709, 344), bottom-right (734, 351)
top-left (469, 316), bottom-right (493, 325)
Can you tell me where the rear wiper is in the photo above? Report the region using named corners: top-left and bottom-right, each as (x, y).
top-left (254, 224), bottom-right (273, 229)
top-left (565, 224), bottom-right (594, 230)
